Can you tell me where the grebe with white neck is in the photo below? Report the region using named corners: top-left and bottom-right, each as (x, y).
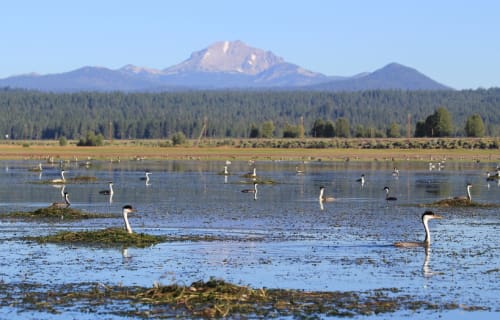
top-left (99, 182), bottom-right (114, 195)
top-left (140, 171), bottom-right (151, 183)
top-left (356, 174), bottom-right (365, 186)
top-left (395, 211), bottom-right (443, 247)
top-left (454, 183), bottom-right (472, 202)
top-left (384, 186), bottom-right (397, 201)
top-left (319, 186), bottom-right (335, 202)
top-left (122, 205), bottom-right (135, 234)
top-left (51, 170), bottom-right (67, 183)
top-left (51, 192), bottom-right (71, 208)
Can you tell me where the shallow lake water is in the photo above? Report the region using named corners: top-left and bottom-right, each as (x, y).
top-left (0, 159), bottom-right (499, 318)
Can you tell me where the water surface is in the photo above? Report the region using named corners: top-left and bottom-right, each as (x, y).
top-left (0, 159), bottom-right (498, 318)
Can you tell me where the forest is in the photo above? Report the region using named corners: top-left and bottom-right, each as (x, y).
top-left (0, 88), bottom-right (499, 140)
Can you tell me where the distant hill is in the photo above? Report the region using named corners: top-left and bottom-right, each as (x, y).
top-left (0, 41), bottom-right (452, 92)
top-left (308, 63), bottom-right (451, 91)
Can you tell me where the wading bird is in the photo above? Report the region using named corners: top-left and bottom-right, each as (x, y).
top-left (395, 211), bottom-right (443, 248)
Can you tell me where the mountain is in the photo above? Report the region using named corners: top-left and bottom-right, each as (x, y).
top-left (308, 63), bottom-right (451, 91)
top-left (0, 41), bottom-right (452, 91)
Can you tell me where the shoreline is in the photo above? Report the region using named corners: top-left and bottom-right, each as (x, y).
top-left (0, 143), bottom-right (498, 163)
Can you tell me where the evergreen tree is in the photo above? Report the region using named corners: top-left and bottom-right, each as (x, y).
top-left (335, 117), bottom-right (350, 138)
top-left (465, 114), bottom-right (485, 137)
top-left (261, 121), bottom-right (275, 138)
top-left (387, 122), bottom-right (401, 138)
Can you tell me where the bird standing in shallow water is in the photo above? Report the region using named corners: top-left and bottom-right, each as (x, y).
top-left (395, 211), bottom-right (443, 248)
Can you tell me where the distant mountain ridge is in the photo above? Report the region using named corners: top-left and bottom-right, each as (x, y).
top-left (0, 41), bottom-right (452, 91)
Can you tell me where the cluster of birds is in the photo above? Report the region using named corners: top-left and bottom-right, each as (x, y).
top-left (41, 166), bottom-right (152, 234)
top-left (37, 160), bottom-right (497, 245)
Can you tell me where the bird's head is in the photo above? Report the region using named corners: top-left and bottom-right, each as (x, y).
top-left (422, 210), bottom-right (443, 221)
top-left (122, 205), bottom-right (134, 213)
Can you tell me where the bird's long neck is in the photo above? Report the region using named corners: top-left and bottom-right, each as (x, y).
top-left (423, 217), bottom-right (431, 244)
top-left (123, 210), bottom-right (133, 234)
top-left (319, 188), bottom-right (324, 200)
top-left (64, 194), bottom-right (70, 206)
top-left (466, 185), bottom-right (471, 201)
top-left (254, 184), bottom-right (258, 192)
top-left (224, 166), bottom-right (228, 174)
top-left (109, 184), bottom-right (114, 195)
top-left (61, 171), bottom-right (65, 181)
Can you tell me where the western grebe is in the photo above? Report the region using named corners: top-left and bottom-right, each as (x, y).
top-left (453, 183), bottom-right (472, 202)
top-left (319, 186), bottom-right (335, 202)
top-left (140, 171), bottom-right (151, 183)
top-left (296, 166), bottom-right (304, 175)
top-left (99, 182), bottom-right (114, 195)
top-left (51, 192), bottom-right (70, 208)
top-left (392, 167), bottom-right (399, 177)
top-left (395, 211), bottom-right (443, 247)
top-left (122, 205), bottom-right (135, 234)
top-left (51, 170), bottom-right (67, 183)
top-left (28, 163), bottom-right (43, 172)
top-left (356, 174), bottom-right (365, 185)
top-left (241, 183), bottom-right (258, 193)
top-left (384, 186), bottom-right (397, 201)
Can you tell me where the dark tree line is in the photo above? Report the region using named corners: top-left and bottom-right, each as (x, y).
top-left (0, 87), bottom-right (499, 140)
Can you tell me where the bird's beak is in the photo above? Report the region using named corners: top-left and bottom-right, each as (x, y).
top-left (434, 214), bottom-right (443, 219)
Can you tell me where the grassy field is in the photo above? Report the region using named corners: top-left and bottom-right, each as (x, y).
top-left (0, 138), bottom-right (498, 162)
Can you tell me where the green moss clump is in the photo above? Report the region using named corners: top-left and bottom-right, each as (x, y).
top-left (28, 228), bottom-right (166, 248)
top-left (4, 207), bottom-right (109, 220)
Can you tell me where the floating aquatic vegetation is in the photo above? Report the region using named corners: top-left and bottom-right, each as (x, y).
top-left (422, 199), bottom-right (498, 208)
top-left (25, 228), bottom-right (263, 248)
top-left (0, 278), bottom-right (488, 318)
top-left (3, 207), bottom-right (111, 220)
top-left (27, 228), bottom-right (166, 248)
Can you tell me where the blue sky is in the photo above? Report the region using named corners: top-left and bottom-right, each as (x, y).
top-left (1, 0), bottom-right (498, 89)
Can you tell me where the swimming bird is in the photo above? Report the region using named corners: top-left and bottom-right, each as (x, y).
top-left (99, 182), bottom-right (114, 195)
top-left (356, 174), bottom-right (365, 185)
top-left (453, 183), bottom-right (472, 202)
top-left (122, 205), bottom-right (135, 234)
top-left (51, 170), bottom-right (67, 183)
top-left (296, 166), bottom-right (304, 175)
top-left (28, 163), bottom-right (43, 172)
top-left (384, 186), bottom-right (397, 201)
top-left (241, 183), bottom-right (258, 194)
top-left (140, 171), bottom-right (151, 183)
top-left (319, 186), bottom-right (335, 202)
top-left (51, 192), bottom-right (70, 208)
top-left (395, 211), bottom-right (443, 248)
top-left (392, 167), bottom-right (399, 177)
